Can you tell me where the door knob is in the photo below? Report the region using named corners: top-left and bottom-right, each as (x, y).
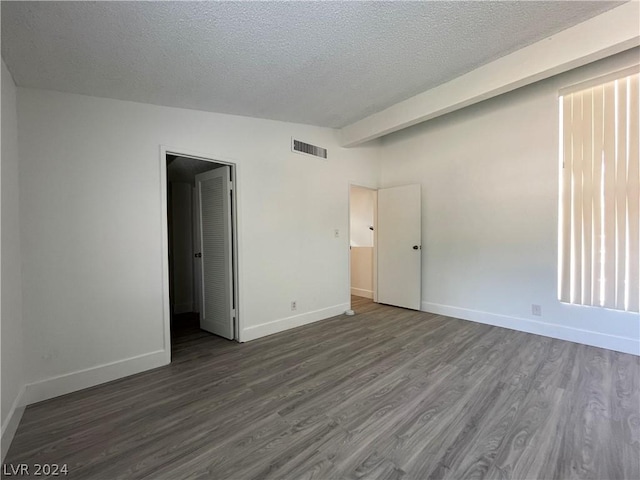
top-left (194, 252), bottom-right (202, 258)
top-left (412, 245), bottom-right (420, 250)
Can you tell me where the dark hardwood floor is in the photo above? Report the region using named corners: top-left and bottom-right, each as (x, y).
top-left (4, 297), bottom-right (639, 479)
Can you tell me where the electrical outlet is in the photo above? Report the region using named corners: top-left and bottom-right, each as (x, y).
top-left (334, 229), bottom-right (340, 238)
top-left (532, 304), bottom-right (542, 316)
top-left (291, 301), bottom-right (297, 311)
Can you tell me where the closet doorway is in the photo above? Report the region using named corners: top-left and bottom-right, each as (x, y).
top-left (163, 150), bottom-right (239, 358)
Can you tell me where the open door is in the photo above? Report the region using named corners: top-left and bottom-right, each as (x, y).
top-left (377, 184), bottom-right (421, 310)
top-left (195, 166), bottom-right (234, 339)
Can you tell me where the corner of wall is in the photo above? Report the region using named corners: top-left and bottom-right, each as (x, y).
top-left (0, 387), bottom-right (25, 462)
top-left (22, 349), bottom-right (169, 406)
top-left (1, 58), bottom-right (27, 462)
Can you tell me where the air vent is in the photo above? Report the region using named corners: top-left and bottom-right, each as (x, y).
top-left (292, 138), bottom-right (328, 159)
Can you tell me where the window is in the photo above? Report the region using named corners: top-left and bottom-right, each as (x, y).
top-left (558, 67), bottom-right (639, 313)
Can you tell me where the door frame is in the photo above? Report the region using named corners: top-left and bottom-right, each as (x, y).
top-left (348, 183), bottom-right (378, 308)
top-left (160, 146), bottom-right (242, 363)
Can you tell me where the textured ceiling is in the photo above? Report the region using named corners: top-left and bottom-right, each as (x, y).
top-left (1, 1), bottom-right (624, 128)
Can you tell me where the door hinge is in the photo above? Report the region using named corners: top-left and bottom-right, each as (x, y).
top-left (229, 181), bottom-right (233, 191)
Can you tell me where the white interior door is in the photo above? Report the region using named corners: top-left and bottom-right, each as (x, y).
top-left (377, 184), bottom-right (422, 310)
top-left (196, 166), bottom-right (234, 339)
top-left (192, 186), bottom-right (201, 314)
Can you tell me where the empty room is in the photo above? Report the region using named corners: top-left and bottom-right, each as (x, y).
top-left (1, 1), bottom-right (639, 479)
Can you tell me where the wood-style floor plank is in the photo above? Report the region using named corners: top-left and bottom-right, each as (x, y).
top-left (4, 297), bottom-right (639, 479)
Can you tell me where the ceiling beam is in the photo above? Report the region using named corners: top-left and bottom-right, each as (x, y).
top-left (340, 1), bottom-right (640, 147)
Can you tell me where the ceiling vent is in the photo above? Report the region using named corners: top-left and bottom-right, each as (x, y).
top-left (292, 138), bottom-right (328, 160)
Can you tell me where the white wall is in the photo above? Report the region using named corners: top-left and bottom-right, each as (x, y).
top-left (379, 48), bottom-right (640, 355)
top-left (17, 87), bottom-right (380, 402)
top-left (170, 182), bottom-right (193, 314)
top-left (1, 60), bottom-right (25, 459)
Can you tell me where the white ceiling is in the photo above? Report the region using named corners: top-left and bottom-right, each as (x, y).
top-left (1, 1), bottom-right (624, 128)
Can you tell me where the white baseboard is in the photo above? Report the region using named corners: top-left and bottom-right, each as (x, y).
top-left (1, 386), bottom-right (26, 462)
top-left (23, 349), bottom-right (169, 406)
top-left (351, 288), bottom-right (373, 299)
top-left (422, 302), bottom-right (639, 355)
top-left (241, 303), bottom-right (349, 342)
top-left (173, 303), bottom-right (193, 314)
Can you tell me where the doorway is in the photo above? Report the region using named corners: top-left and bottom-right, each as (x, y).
top-left (162, 150), bottom-right (240, 359)
top-left (349, 185), bottom-right (378, 306)
top-left (349, 183), bottom-right (423, 312)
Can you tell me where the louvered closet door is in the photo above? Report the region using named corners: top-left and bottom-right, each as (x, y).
top-left (196, 166), bottom-right (234, 339)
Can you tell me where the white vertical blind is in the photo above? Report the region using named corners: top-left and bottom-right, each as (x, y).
top-left (559, 71), bottom-right (640, 313)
